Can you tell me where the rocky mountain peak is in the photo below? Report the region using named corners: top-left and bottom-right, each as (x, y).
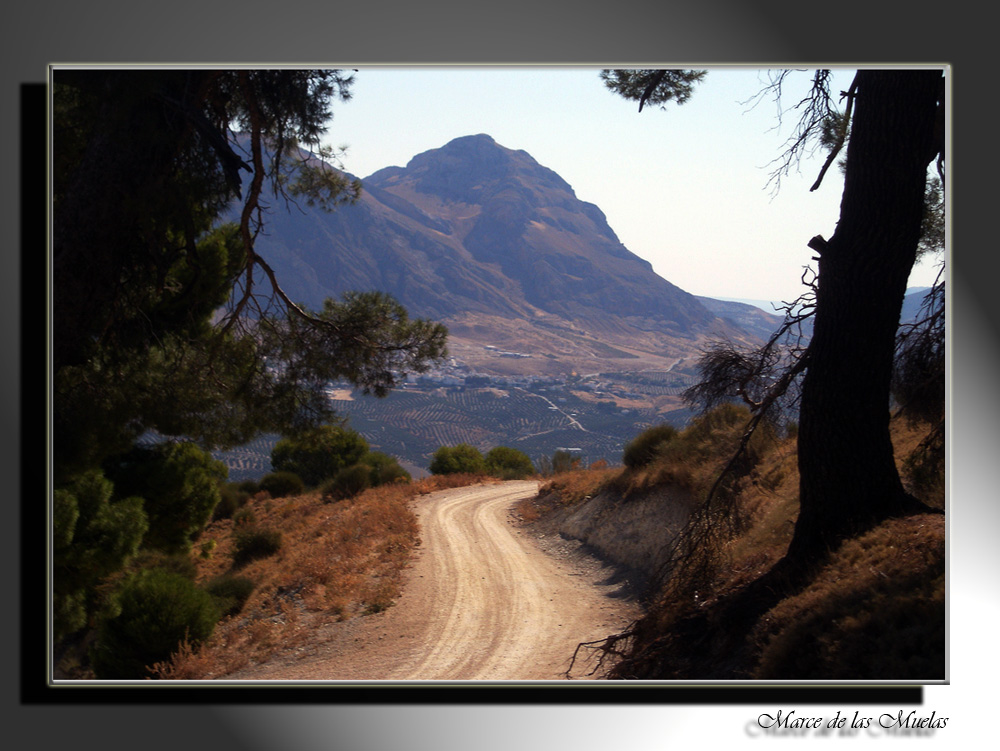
top-left (369, 134), bottom-right (573, 205)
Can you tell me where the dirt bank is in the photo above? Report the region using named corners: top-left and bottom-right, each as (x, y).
top-left (532, 483), bottom-right (699, 592)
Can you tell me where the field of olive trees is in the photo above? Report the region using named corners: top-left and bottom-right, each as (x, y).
top-left (213, 372), bottom-right (698, 481)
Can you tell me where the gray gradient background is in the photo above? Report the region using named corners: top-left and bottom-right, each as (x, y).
top-left (6, 1), bottom-right (991, 748)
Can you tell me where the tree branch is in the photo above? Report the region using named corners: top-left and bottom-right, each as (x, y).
top-left (759, 69), bottom-right (844, 196)
top-left (809, 75), bottom-right (858, 192)
top-left (638, 70), bottom-right (667, 112)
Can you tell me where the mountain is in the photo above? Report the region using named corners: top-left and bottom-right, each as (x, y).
top-left (695, 296), bottom-right (787, 344)
top-left (252, 134), bottom-right (777, 376)
top-left (698, 285), bottom-right (937, 346)
top-left (901, 286), bottom-right (935, 323)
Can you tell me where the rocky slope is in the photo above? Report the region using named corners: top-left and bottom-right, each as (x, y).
top-left (252, 134), bottom-right (777, 375)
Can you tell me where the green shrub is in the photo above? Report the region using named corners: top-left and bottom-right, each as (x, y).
top-left (258, 471), bottom-right (304, 498)
top-left (212, 492), bottom-right (240, 522)
top-left (270, 424), bottom-right (369, 486)
top-left (53, 470), bottom-right (148, 643)
top-left (429, 444), bottom-right (487, 475)
top-left (321, 464), bottom-right (372, 502)
top-left (232, 527), bottom-right (283, 567)
top-left (551, 449), bottom-right (579, 474)
top-left (89, 568), bottom-right (219, 679)
top-left (236, 479), bottom-right (260, 494)
top-left (232, 507), bottom-right (257, 528)
top-left (362, 451), bottom-right (411, 487)
top-left (213, 482), bottom-right (251, 520)
top-left (53, 487), bottom-right (80, 551)
top-left (104, 442), bottom-right (227, 554)
top-left (204, 575), bottom-right (256, 617)
top-left (623, 424), bottom-right (679, 469)
top-left (485, 446), bottom-right (535, 480)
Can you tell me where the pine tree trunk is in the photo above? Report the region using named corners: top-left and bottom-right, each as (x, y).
top-left (785, 70), bottom-right (943, 563)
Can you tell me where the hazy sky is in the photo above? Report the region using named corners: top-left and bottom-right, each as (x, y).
top-left (319, 65), bottom-right (944, 305)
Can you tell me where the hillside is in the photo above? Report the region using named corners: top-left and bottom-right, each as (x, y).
top-left (517, 407), bottom-right (946, 680)
top-left (251, 134), bottom-right (776, 377)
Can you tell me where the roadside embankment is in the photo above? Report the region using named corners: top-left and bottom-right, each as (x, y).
top-left (526, 480), bottom-right (700, 596)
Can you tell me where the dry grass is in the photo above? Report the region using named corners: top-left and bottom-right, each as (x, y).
top-left (534, 408), bottom-right (945, 681)
top-left (611, 405), bottom-right (780, 503)
top-left (630, 411), bottom-right (943, 680)
top-left (651, 410), bottom-right (939, 602)
top-left (750, 513), bottom-right (945, 679)
top-left (152, 473), bottom-right (491, 679)
top-left (538, 467), bottom-right (620, 506)
top-left (514, 467), bottom-right (621, 522)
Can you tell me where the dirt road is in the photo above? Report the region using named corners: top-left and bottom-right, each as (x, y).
top-left (226, 481), bottom-right (639, 681)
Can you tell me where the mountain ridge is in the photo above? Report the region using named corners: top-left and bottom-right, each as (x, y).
top-left (252, 133), bottom-right (779, 376)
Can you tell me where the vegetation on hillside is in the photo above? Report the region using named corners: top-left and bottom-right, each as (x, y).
top-left (57, 427), bottom-right (540, 677)
top-left (270, 424), bottom-right (371, 488)
top-left (484, 446), bottom-right (537, 480)
top-left (429, 443), bottom-right (537, 480)
top-left (57, 471), bottom-right (492, 680)
top-left (522, 404), bottom-right (944, 680)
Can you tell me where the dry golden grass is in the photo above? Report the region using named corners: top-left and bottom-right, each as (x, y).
top-left (645, 410), bottom-right (939, 604)
top-left (750, 513), bottom-right (945, 679)
top-left (610, 405), bottom-right (779, 502)
top-left (153, 474), bottom-right (491, 679)
top-left (514, 466), bottom-right (621, 523)
top-left (533, 408), bottom-right (945, 681)
top-left (537, 467), bottom-right (620, 506)
top-left (513, 497), bottom-right (542, 523)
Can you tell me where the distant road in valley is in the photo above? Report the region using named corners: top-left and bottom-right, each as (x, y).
top-left (525, 390), bottom-right (587, 432)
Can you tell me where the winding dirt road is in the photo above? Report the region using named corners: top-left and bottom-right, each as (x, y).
top-left (227, 481), bottom-right (639, 681)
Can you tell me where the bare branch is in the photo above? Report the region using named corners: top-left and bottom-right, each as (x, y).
top-left (218, 77), bottom-right (356, 344)
top-left (566, 622), bottom-right (641, 678)
top-left (755, 69), bottom-right (848, 196)
top-left (684, 259), bottom-right (816, 421)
